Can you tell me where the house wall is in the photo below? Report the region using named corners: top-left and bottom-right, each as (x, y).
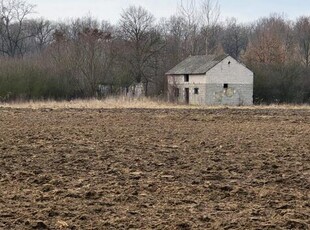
top-left (177, 84), bottom-right (207, 105)
top-left (206, 56), bottom-right (253, 84)
top-left (205, 56), bottom-right (253, 105)
top-left (167, 56), bottom-right (254, 106)
top-left (167, 75), bottom-right (207, 104)
top-left (205, 84), bottom-right (253, 106)
top-left (167, 74), bottom-right (205, 85)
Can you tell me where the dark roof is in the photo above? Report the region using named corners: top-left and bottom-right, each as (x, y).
top-left (166, 54), bottom-right (229, 75)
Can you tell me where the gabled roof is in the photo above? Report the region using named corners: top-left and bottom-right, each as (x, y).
top-left (166, 54), bottom-right (229, 75)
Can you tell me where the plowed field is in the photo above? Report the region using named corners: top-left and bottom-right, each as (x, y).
top-left (0, 108), bottom-right (309, 229)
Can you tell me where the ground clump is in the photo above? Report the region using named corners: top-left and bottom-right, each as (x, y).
top-left (0, 108), bottom-right (309, 229)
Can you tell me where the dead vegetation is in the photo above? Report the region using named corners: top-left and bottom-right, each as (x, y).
top-left (0, 98), bottom-right (188, 110)
top-left (0, 107), bottom-right (309, 229)
top-left (0, 98), bottom-right (309, 110)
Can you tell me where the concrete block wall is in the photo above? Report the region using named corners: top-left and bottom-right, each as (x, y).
top-left (205, 84), bottom-right (253, 106)
top-left (174, 84), bottom-right (253, 106)
top-left (167, 55), bottom-right (254, 106)
top-left (206, 57), bottom-right (253, 85)
top-left (176, 84), bottom-right (207, 105)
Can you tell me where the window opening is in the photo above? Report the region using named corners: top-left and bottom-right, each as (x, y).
top-left (184, 74), bottom-right (189, 82)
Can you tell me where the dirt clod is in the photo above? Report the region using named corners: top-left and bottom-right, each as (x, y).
top-left (0, 108), bottom-right (309, 229)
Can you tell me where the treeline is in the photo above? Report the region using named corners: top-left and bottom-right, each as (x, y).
top-left (0, 0), bottom-right (309, 103)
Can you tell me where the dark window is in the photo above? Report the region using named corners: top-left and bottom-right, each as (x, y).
top-left (223, 83), bottom-right (228, 89)
top-left (194, 88), bottom-right (199, 94)
top-left (174, 88), bottom-right (180, 98)
top-left (184, 74), bottom-right (189, 82)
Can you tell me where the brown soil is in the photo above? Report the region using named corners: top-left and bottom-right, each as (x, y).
top-left (0, 108), bottom-right (309, 229)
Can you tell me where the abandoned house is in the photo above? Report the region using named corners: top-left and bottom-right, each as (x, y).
top-left (166, 54), bottom-right (254, 106)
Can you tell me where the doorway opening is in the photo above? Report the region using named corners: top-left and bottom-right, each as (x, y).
top-left (185, 88), bottom-right (189, 104)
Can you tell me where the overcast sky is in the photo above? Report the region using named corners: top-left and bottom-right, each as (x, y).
top-left (28, 0), bottom-right (310, 24)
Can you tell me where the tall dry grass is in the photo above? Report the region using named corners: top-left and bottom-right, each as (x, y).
top-left (0, 97), bottom-right (192, 109)
top-left (0, 97), bottom-right (309, 110)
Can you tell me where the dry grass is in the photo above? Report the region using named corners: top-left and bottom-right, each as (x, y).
top-left (0, 97), bottom-right (191, 110)
top-left (0, 97), bottom-right (309, 110)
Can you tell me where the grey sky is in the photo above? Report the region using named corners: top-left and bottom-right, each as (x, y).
top-left (28, 0), bottom-right (310, 23)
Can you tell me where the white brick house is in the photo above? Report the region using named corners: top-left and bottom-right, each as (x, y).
top-left (166, 54), bottom-right (254, 106)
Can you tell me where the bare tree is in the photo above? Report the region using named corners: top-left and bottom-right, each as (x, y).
top-left (222, 18), bottom-right (248, 59)
top-left (49, 20), bottom-right (114, 97)
top-left (74, 27), bottom-right (114, 96)
top-left (119, 6), bottom-right (163, 95)
top-left (295, 17), bottom-right (310, 67)
top-left (200, 0), bottom-right (221, 54)
top-left (177, 0), bottom-right (221, 55)
top-left (201, 0), bottom-right (220, 26)
top-left (159, 16), bottom-right (188, 66)
top-left (244, 15), bottom-right (293, 65)
top-left (31, 19), bottom-right (54, 51)
top-left (0, 0), bottom-right (35, 57)
top-left (177, 0), bottom-right (201, 55)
